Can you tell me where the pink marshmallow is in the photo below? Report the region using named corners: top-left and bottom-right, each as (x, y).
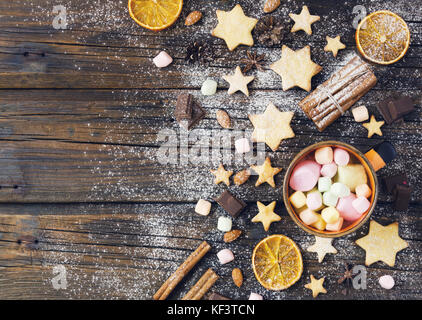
top-left (326, 217), bottom-right (344, 231)
top-left (320, 163), bottom-right (338, 178)
top-left (306, 192), bottom-right (322, 211)
top-left (235, 138), bottom-right (251, 154)
top-left (334, 148), bottom-right (350, 166)
top-left (217, 249), bottom-right (234, 265)
top-left (336, 194), bottom-right (362, 222)
top-left (153, 51), bottom-right (173, 68)
top-left (379, 275), bottom-right (395, 290)
top-left (289, 160), bottom-right (321, 192)
top-left (352, 196), bottom-right (371, 214)
top-left (249, 293), bottom-right (263, 300)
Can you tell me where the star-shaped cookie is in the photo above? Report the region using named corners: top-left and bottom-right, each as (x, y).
top-left (211, 4), bottom-right (258, 51)
top-left (307, 236), bottom-right (338, 263)
top-left (270, 45), bottom-right (322, 92)
top-left (305, 275), bottom-right (327, 298)
top-left (248, 102), bottom-right (295, 151)
top-left (363, 115), bottom-right (384, 138)
top-left (210, 164), bottom-right (233, 186)
top-left (250, 157), bottom-right (282, 188)
top-left (289, 5), bottom-right (320, 35)
top-left (222, 66), bottom-right (255, 96)
top-left (251, 201), bottom-right (281, 231)
top-left (324, 35), bottom-right (346, 57)
top-left (355, 220), bottom-right (408, 267)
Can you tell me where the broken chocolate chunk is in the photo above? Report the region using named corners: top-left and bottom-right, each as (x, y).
top-left (215, 190), bottom-right (247, 218)
top-left (174, 93), bottom-right (206, 130)
top-left (393, 184), bottom-right (412, 211)
top-left (383, 173), bottom-right (408, 194)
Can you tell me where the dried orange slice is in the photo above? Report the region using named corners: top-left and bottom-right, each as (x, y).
top-left (128, 0), bottom-right (183, 31)
top-left (252, 234), bottom-right (303, 291)
top-left (356, 10), bottom-right (410, 65)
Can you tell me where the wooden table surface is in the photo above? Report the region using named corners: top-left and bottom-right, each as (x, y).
top-left (0, 0), bottom-right (420, 300)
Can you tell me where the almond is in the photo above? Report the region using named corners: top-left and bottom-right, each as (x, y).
top-left (224, 229), bottom-right (242, 243)
top-left (263, 0), bottom-right (281, 13)
top-left (216, 109), bottom-right (231, 129)
top-left (185, 11), bottom-right (202, 26)
top-left (232, 268), bottom-right (243, 287)
top-left (233, 169), bottom-right (250, 186)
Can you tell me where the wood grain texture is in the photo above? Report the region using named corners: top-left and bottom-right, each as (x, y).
top-left (0, 0), bottom-right (420, 299)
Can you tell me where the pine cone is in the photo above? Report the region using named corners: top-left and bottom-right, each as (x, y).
top-left (185, 41), bottom-right (213, 65)
top-left (255, 16), bottom-right (284, 46)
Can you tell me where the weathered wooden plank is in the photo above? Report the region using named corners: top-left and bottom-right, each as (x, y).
top-left (0, 203), bottom-right (420, 299)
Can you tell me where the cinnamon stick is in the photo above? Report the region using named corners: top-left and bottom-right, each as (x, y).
top-left (182, 268), bottom-right (219, 300)
top-left (299, 55), bottom-right (377, 131)
top-left (153, 241), bottom-right (211, 300)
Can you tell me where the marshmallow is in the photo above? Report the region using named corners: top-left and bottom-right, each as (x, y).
top-left (320, 163), bottom-right (338, 178)
top-left (311, 215), bottom-right (327, 231)
top-left (217, 249), bottom-right (234, 264)
top-left (334, 148), bottom-right (350, 166)
top-left (356, 183), bottom-right (372, 198)
top-left (289, 191), bottom-right (307, 209)
top-left (306, 191), bottom-right (323, 211)
top-left (326, 217), bottom-right (344, 232)
top-left (195, 199), bottom-right (211, 216)
top-left (201, 79), bottom-right (218, 96)
top-left (289, 160), bottom-right (321, 192)
top-left (352, 106), bottom-right (369, 122)
top-left (299, 209), bottom-right (320, 225)
top-left (249, 293), bottom-right (263, 300)
top-left (323, 191), bottom-right (339, 207)
top-left (330, 182), bottom-right (351, 198)
top-left (352, 196), bottom-right (371, 214)
top-left (378, 275), bottom-right (395, 290)
top-left (315, 147), bottom-right (334, 165)
top-left (153, 51), bottom-right (173, 68)
top-left (321, 206), bottom-right (340, 224)
top-left (336, 194), bottom-right (362, 222)
top-left (235, 138), bottom-right (251, 154)
top-left (217, 216), bottom-right (232, 232)
top-left (318, 177), bottom-right (332, 192)
top-left (337, 164), bottom-right (367, 192)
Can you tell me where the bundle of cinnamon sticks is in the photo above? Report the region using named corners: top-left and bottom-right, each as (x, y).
top-left (299, 55), bottom-right (377, 131)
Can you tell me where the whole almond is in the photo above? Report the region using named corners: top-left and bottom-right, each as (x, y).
top-left (224, 229), bottom-right (242, 243)
top-left (216, 109), bottom-right (231, 129)
top-left (185, 11), bottom-right (202, 26)
top-left (263, 0), bottom-right (281, 13)
top-left (233, 169), bottom-right (250, 186)
top-left (232, 268), bottom-right (243, 287)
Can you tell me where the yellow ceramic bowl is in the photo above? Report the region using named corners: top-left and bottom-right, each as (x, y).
top-left (283, 141), bottom-right (378, 238)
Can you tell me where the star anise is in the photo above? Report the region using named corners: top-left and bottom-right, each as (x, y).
top-left (338, 262), bottom-right (354, 295)
top-left (240, 51), bottom-right (266, 73)
top-left (254, 16), bottom-right (284, 47)
top-left (185, 41), bottom-right (213, 65)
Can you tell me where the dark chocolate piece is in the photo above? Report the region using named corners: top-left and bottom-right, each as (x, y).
top-left (377, 98), bottom-right (396, 124)
top-left (393, 184), bottom-right (412, 211)
top-left (207, 292), bottom-right (231, 300)
top-left (394, 96), bottom-right (415, 118)
top-left (215, 190), bottom-right (246, 218)
top-left (174, 93), bottom-right (206, 130)
top-left (377, 96), bottom-right (415, 124)
top-left (374, 141), bottom-right (396, 166)
top-left (383, 173), bottom-right (408, 194)
top-left (175, 93), bottom-right (192, 120)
